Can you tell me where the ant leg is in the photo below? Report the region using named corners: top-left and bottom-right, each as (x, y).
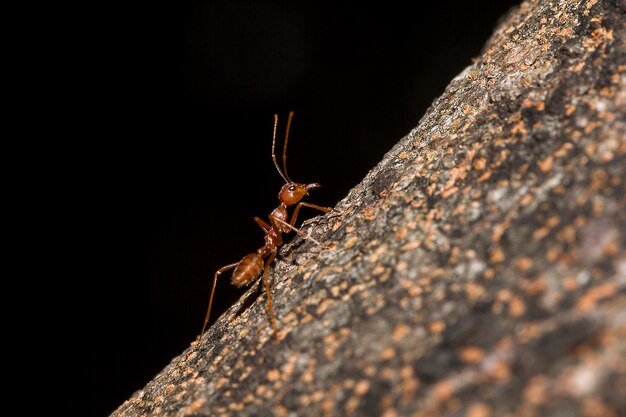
top-left (262, 252), bottom-right (279, 339)
top-left (272, 216), bottom-right (321, 246)
top-left (254, 216), bottom-right (271, 233)
top-left (289, 202), bottom-right (333, 228)
top-left (201, 262), bottom-right (239, 337)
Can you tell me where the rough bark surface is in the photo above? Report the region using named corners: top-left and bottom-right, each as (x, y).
top-left (112, 1), bottom-right (626, 416)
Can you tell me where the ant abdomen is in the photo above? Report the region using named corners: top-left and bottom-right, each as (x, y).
top-left (231, 253), bottom-right (263, 287)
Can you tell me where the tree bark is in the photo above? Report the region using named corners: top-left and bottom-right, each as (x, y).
top-left (112, 1), bottom-right (626, 416)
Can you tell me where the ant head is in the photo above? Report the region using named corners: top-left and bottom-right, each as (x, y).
top-left (272, 111), bottom-right (320, 205)
top-left (279, 182), bottom-right (320, 206)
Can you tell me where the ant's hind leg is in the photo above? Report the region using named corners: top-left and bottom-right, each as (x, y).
top-left (262, 252), bottom-right (279, 339)
top-left (200, 262), bottom-right (239, 337)
top-left (254, 216), bottom-right (272, 233)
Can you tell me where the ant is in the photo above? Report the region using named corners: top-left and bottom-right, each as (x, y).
top-left (200, 111), bottom-right (332, 340)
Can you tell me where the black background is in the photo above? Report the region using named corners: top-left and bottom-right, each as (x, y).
top-left (52, 1), bottom-right (521, 415)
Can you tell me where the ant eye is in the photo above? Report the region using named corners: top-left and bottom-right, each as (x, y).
top-left (288, 185), bottom-right (296, 191)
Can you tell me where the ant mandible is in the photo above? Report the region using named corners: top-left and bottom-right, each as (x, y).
top-left (200, 111), bottom-right (332, 340)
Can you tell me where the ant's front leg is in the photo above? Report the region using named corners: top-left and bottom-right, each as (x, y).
top-left (289, 202), bottom-right (333, 228)
top-left (270, 213), bottom-right (321, 246)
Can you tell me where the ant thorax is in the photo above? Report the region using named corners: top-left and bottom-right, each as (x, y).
top-left (270, 205), bottom-right (290, 233)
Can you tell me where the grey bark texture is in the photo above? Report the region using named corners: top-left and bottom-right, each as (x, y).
top-left (112, 0), bottom-right (626, 416)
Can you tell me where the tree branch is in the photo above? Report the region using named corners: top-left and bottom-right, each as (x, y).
top-left (112, 1), bottom-right (626, 416)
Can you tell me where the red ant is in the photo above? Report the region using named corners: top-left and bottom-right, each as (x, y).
top-left (200, 111), bottom-right (332, 340)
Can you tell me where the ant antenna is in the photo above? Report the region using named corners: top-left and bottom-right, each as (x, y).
top-left (272, 112), bottom-right (293, 183)
top-left (282, 111), bottom-right (294, 183)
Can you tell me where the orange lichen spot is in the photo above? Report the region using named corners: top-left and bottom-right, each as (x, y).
top-left (533, 227), bottom-right (550, 240)
top-left (400, 370), bottom-right (419, 402)
top-left (472, 157), bottom-right (487, 170)
top-left (574, 216), bottom-right (587, 228)
top-left (458, 346), bottom-right (485, 363)
top-left (555, 142), bottom-right (574, 158)
top-left (495, 336), bottom-right (513, 351)
top-left (372, 264), bottom-right (387, 276)
top-left (483, 268), bottom-right (495, 280)
top-left (495, 150), bottom-right (510, 167)
top-left (344, 235), bottom-right (359, 249)
top-left (562, 276), bottom-right (578, 291)
top-left (228, 402), bottom-right (245, 411)
top-left (584, 143), bottom-right (598, 157)
top-left (602, 240), bottom-right (618, 256)
top-left (380, 347), bottom-right (396, 361)
top-left (266, 369), bottom-right (280, 382)
top-left (523, 376), bottom-right (549, 405)
top-left (490, 247), bottom-right (506, 263)
top-left (520, 193), bottom-right (534, 207)
top-left (511, 121), bottom-right (528, 136)
top-left (576, 282), bottom-right (617, 311)
top-left (591, 199), bottom-right (606, 216)
top-left (368, 244), bottom-right (387, 263)
top-left (395, 227), bottom-right (408, 241)
top-left (381, 408), bottom-right (399, 417)
top-left (466, 282), bottom-right (487, 300)
top-left (584, 121), bottom-right (599, 134)
top-left (601, 150), bottom-right (615, 162)
top-left (581, 396), bottom-right (617, 417)
top-left (524, 278), bottom-right (547, 295)
top-left (434, 380), bottom-right (454, 402)
top-left (215, 377), bottom-right (229, 389)
top-left (545, 247), bottom-right (560, 261)
top-left (407, 285), bottom-right (423, 297)
top-left (302, 367), bottom-right (315, 384)
top-left (466, 69), bottom-right (480, 80)
top-left (428, 320), bottom-right (446, 334)
top-left (583, 0), bottom-right (600, 13)
top-left (396, 260), bottom-right (409, 272)
top-left (509, 295), bottom-right (526, 318)
top-left (491, 223), bottom-right (508, 242)
top-left (558, 225), bottom-right (577, 243)
top-left (354, 379), bottom-right (371, 396)
top-left (546, 216), bottom-right (560, 228)
top-left (360, 206), bottom-right (377, 220)
top-left (181, 398), bottom-right (207, 414)
top-left (571, 60), bottom-right (586, 72)
top-left (486, 358), bottom-right (511, 382)
top-left (538, 156), bottom-right (553, 172)
top-left (321, 396), bottom-right (335, 415)
top-left (497, 289), bottom-right (512, 302)
top-left (516, 257), bottom-right (533, 272)
top-left (462, 104), bottom-right (475, 115)
top-left (478, 171), bottom-right (492, 182)
top-left (392, 323), bottom-right (410, 343)
top-left (590, 168), bottom-right (609, 190)
top-left (466, 402), bottom-right (492, 417)
top-left (316, 298), bottom-right (334, 316)
top-left (441, 186), bottom-right (459, 199)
